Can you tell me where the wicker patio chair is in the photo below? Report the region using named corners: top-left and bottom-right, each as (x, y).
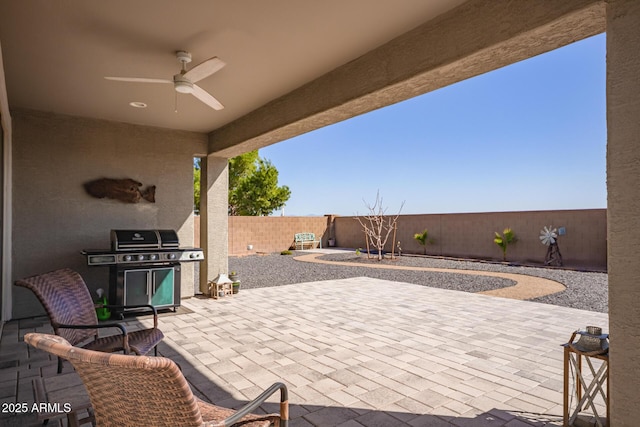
top-left (15, 268), bottom-right (164, 373)
top-left (25, 333), bottom-right (289, 427)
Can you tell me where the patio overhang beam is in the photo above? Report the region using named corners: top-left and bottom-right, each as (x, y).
top-left (207, 0), bottom-right (604, 158)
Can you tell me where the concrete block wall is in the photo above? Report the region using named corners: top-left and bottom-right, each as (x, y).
top-left (335, 209), bottom-right (607, 269)
top-left (196, 215), bottom-right (330, 256)
top-left (230, 216), bottom-right (330, 255)
top-left (203, 209), bottom-right (605, 269)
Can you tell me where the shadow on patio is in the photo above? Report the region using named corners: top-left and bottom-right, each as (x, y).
top-left (0, 321), bottom-right (561, 427)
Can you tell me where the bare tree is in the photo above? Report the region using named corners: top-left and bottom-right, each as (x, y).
top-left (356, 191), bottom-right (404, 261)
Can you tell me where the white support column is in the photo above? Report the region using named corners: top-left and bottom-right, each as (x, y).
top-left (606, 0), bottom-right (640, 424)
top-left (199, 154), bottom-right (229, 294)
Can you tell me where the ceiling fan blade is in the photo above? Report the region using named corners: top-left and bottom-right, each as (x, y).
top-left (192, 84), bottom-right (224, 110)
top-left (183, 57), bottom-right (225, 83)
top-left (105, 77), bottom-right (172, 84)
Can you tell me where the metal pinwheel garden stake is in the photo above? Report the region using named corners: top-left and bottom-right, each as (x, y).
top-left (540, 226), bottom-right (563, 266)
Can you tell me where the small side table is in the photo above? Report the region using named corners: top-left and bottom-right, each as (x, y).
top-left (562, 331), bottom-right (609, 427)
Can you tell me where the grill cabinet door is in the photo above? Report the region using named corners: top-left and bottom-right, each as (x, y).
top-left (123, 269), bottom-right (150, 306)
top-left (151, 268), bottom-right (174, 307)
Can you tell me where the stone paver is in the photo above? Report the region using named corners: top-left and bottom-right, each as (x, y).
top-left (0, 276), bottom-right (608, 426)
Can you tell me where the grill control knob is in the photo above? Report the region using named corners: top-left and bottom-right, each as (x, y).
top-left (137, 254), bottom-right (145, 261)
top-left (190, 253), bottom-right (196, 259)
top-left (123, 255), bottom-right (132, 262)
top-left (149, 254), bottom-right (158, 261)
top-left (168, 253), bottom-right (177, 260)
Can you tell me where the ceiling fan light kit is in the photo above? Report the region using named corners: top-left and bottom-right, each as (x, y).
top-left (105, 50), bottom-right (225, 110)
top-left (173, 76), bottom-right (194, 94)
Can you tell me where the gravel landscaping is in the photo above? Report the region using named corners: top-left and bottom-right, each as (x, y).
top-left (229, 251), bottom-right (608, 313)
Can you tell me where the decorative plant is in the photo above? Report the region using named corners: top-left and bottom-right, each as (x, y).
top-left (95, 288), bottom-right (111, 321)
top-left (494, 228), bottom-right (517, 261)
top-left (413, 229), bottom-right (434, 255)
top-left (280, 250), bottom-right (292, 255)
top-left (355, 248), bottom-right (362, 256)
top-left (356, 191), bottom-right (404, 261)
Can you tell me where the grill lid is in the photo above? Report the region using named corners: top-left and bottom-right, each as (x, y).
top-left (158, 229), bottom-right (179, 248)
top-left (111, 229), bottom-right (179, 251)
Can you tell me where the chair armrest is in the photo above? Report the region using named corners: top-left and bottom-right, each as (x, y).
top-left (213, 382), bottom-right (289, 427)
top-left (57, 323), bottom-right (127, 335)
top-left (103, 304), bottom-right (159, 328)
top-left (103, 303), bottom-right (157, 314)
top-left (57, 323), bottom-right (130, 353)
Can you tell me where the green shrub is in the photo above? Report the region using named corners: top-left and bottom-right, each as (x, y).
top-left (413, 229), bottom-right (434, 254)
top-left (494, 228), bottom-right (517, 261)
top-left (280, 250), bottom-right (292, 255)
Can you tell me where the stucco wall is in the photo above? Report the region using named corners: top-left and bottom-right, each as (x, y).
top-left (0, 116), bottom-right (3, 321)
top-left (335, 209), bottom-right (607, 269)
top-left (606, 0), bottom-right (640, 422)
top-left (11, 110), bottom-right (207, 318)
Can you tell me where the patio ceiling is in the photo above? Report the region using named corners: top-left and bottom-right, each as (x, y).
top-left (0, 0), bottom-right (466, 134)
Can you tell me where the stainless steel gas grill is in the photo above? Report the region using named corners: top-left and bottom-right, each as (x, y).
top-left (82, 229), bottom-right (204, 314)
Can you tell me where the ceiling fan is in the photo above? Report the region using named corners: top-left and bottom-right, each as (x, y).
top-left (105, 51), bottom-right (225, 110)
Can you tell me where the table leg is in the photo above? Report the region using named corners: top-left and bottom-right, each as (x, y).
top-left (564, 347), bottom-right (569, 427)
top-left (577, 353), bottom-right (582, 407)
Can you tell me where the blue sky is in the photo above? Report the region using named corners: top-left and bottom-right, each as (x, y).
top-left (261, 34), bottom-right (606, 216)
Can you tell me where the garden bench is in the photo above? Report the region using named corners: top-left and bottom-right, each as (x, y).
top-left (294, 232), bottom-right (322, 250)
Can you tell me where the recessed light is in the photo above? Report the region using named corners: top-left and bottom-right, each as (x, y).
top-left (129, 101), bottom-right (147, 108)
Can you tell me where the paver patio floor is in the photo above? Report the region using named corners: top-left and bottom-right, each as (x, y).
top-left (1, 276), bottom-right (608, 426)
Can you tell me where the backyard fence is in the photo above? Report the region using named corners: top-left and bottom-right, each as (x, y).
top-left (195, 209), bottom-right (606, 270)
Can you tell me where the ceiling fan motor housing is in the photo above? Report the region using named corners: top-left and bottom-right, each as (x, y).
top-left (176, 51), bottom-right (192, 64)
